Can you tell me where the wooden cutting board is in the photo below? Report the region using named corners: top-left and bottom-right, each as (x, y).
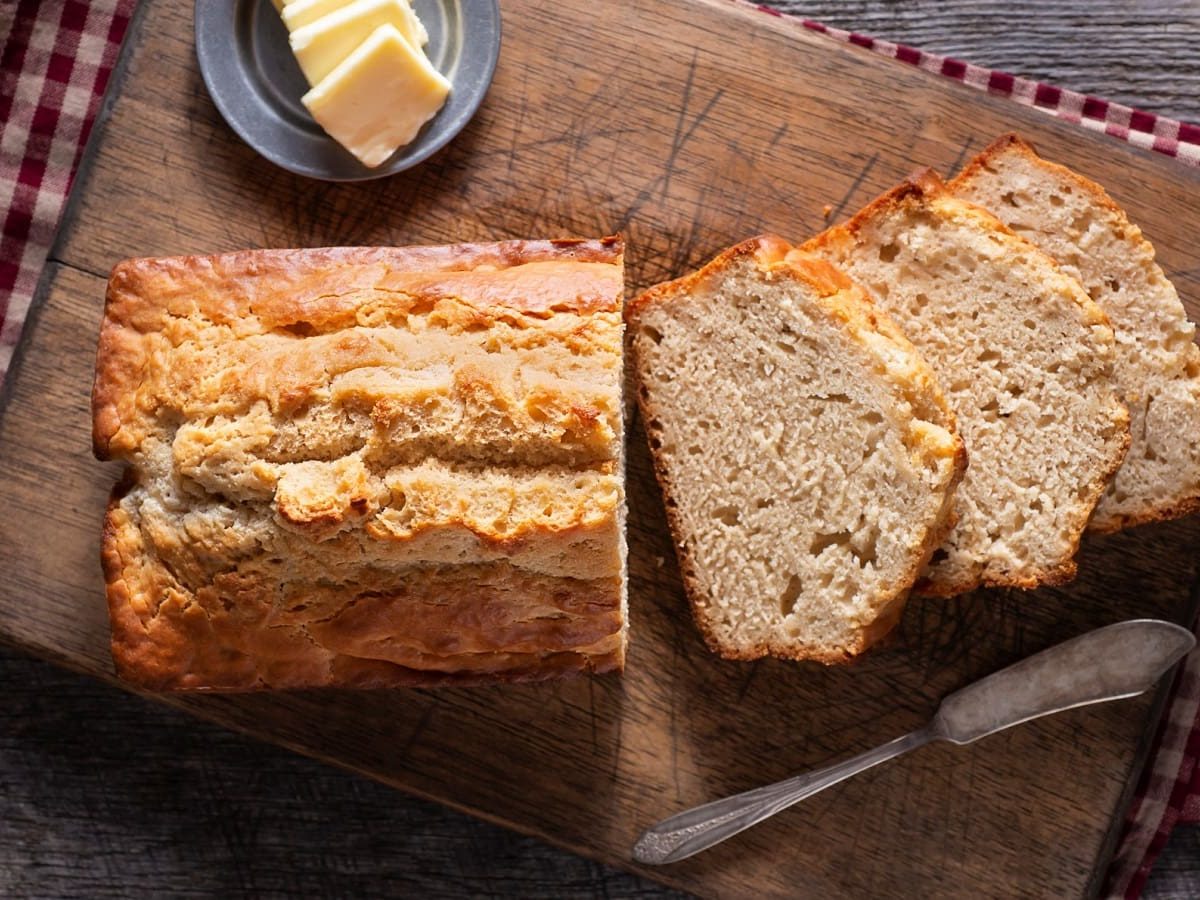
top-left (3, 1), bottom-right (1200, 896)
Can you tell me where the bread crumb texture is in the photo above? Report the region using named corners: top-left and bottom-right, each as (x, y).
top-left (93, 239), bottom-right (627, 690)
top-left (629, 237), bottom-right (965, 663)
top-left (805, 172), bottom-right (1130, 596)
top-left (951, 134), bottom-right (1200, 532)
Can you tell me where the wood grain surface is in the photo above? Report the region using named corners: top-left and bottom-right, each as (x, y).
top-left (773, 1), bottom-right (1200, 125)
top-left (4, 1), bottom-right (1200, 897)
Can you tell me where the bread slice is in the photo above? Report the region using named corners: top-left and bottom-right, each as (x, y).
top-left (950, 133), bottom-right (1200, 532)
top-left (93, 239), bottom-right (627, 690)
top-left (628, 236), bottom-right (966, 663)
top-left (803, 172), bottom-right (1129, 596)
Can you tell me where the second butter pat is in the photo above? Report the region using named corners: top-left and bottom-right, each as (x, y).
top-left (289, 0), bottom-right (430, 86)
top-left (302, 23), bottom-right (451, 168)
top-left (283, 0), bottom-right (428, 43)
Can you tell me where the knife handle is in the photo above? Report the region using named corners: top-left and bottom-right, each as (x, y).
top-left (632, 727), bottom-right (934, 866)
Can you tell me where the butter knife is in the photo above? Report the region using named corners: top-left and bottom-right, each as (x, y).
top-left (633, 618), bottom-right (1194, 865)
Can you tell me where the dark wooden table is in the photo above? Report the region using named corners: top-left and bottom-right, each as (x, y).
top-left (3, 2), bottom-right (1200, 897)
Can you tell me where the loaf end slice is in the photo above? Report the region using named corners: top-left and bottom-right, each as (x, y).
top-left (950, 133), bottom-right (1200, 532)
top-left (804, 171), bottom-right (1130, 596)
top-left (628, 236), bottom-right (965, 663)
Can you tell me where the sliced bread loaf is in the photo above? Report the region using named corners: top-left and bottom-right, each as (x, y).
top-left (628, 236), bottom-right (966, 663)
top-left (950, 133), bottom-right (1200, 532)
top-left (804, 172), bottom-right (1130, 596)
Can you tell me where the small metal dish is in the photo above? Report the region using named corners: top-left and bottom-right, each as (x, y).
top-left (195, 0), bottom-right (501, 182)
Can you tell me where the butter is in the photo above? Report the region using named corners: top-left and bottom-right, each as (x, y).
top-left (282, 0), bottom-right (352, 31)
top-left (302, 24), bottom-right (451, 168)
top-left (289, 0), bottom-right (430, 86)
top-left (283, 0), bottom-right (427, 44)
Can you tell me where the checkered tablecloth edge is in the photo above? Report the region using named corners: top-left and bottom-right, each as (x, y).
top-left (749, 5), bottom-right (1200, 168)
top-left (1, 0), bottom-right (135, 378)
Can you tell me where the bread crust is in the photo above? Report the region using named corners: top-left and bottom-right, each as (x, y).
top-left (805, 172), bottom-right (1130, 598)
top-left (629, 236), bottom-right (966, 664)
top-left (93, 237), bottom-right (623, 461)
top-left (952, 133), bottom-right (1130, 221)
top-left (94, 238), bottom-right (627, 690)
top-left (103, 483), bottom-right (624, 690)
top-left (951, 133), bottom-right (1200, 533)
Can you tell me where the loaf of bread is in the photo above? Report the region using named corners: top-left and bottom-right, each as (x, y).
top-left (804, 172), bottom-right (1130, 596)
top-left (93, 238), bottom-right (627, 690)
top-left (628, 236), bottom-right (965, 663)
top-left (950, 133), bottom-right (1200, 532)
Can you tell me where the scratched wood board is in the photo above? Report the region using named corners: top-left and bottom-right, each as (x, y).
top-left (3, 1), bottom-right (1200, 896)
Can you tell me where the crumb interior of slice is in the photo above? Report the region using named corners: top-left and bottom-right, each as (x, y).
top-left (825, 202), bottom-right (1126, 589)
top-left (636, 264), bottom-right (953, 657)
top-left (953, 153), bottom-right (1200, 526)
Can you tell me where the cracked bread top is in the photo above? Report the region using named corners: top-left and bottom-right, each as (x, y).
top-left (94, 240), bottom-right (624, 465)
top-left (92, 238), bottom-right (628, 690)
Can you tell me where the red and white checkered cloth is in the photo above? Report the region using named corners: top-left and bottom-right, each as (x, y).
top-left (786, 14), bottom-right (1200, 168)
top-left (0, 0), bottom-right (134, 375)
top-left (1, 2), bottom-right (1198, 896)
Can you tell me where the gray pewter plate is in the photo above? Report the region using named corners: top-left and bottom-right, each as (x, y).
top-left (195, 0), bottom-right (501, 182)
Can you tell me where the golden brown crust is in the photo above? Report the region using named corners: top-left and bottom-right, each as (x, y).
top-left (912, 558), bottom-right (1079, 598)
top-left (93, 237), bottom-right (623, 461)
top-left (95, 238), bottom-right (626, 691)
top-left (1088, 494), bottom-right (1200, 535)
top-left (950, 133), bottom-right (1131, 224)
top-left (803, 169), bottom-right (946, 258)
top-left (628, 236), bottom-right (966, 665)
top-left (625, 235), bottom-right (788, 322)
top-left (104, 482), bottom-right (623, 690)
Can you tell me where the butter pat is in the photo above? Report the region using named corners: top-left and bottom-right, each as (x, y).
top-left (289, 0), bottom-right (430, 86)
top-left (282, 0), bottom-right (352, 31)
top-left (284, 0), bottom-right (427, 44)
top-left (302, 24), bottom-right (451, 168)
